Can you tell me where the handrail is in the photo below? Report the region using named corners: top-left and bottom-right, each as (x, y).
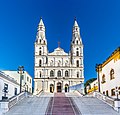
top-left (75, 90), bottom-right (84, 96)
top-left (0, 92), bottom-right (26, 114)
top-left (94, 91), bottom-right (115, 107)
top-left (8, 92), bottom-right (25, 109)
top-left (36, 90), bottom-right (43, 96)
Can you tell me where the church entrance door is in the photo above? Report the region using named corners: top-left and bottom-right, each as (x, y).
top-left (65, 84), bottom-right (69, 92)
top-left (50, 84), bottom-right (54, 93)
top-left (57, 82), bottom-right (62, 92)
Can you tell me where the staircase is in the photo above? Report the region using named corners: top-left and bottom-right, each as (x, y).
top-left (2, 92), bottom-right (120, 115)
top-left (5, 93), bottom-right (54, 115)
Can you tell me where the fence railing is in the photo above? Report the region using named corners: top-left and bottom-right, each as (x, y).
top-left (8, 92), bottom-right (25, 109)
top-left (94, 91), bottom-right (114, 107)
top-left (0, 92), bottom-right (26, 114)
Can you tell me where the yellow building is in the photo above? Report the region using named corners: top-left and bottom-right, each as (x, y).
top-left (86, 79), bottom-right (98, 94)
top-left (96, 47), bottom-right (120, 98)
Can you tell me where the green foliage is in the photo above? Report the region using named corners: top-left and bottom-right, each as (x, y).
top-left (84, 78), bottom-right (97, 94)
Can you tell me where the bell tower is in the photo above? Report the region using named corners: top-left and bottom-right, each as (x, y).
top-left (70, 18), bottom-right (84, 79)
top-left (34, 18), bottom-right (48, 78)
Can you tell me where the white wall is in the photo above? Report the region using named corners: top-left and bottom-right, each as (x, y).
top-left (99, 59), bottom-right (120, 98)
top-left (2, 71), bottom-right (32, 93)
top-left (0, 73), bottom-right (20, 100)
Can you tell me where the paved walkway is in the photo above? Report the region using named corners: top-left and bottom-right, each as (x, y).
top-left (46, 93), bottom-right (80, 115)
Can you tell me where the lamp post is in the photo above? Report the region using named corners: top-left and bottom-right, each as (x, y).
top-left (95, 64), bottom-right (102, 92)
top-left (115, 86), bottom-right (119, 100)
top-left (94, 84), bottom-right (96, 92)
top-left (17, 66), bottom-right (24, 93)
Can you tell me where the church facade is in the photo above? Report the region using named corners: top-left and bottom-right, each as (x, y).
top-left (34, 18), bottom-right (84, 94)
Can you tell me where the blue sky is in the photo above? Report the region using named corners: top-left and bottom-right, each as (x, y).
top-left (0, 0), bottom-right (120, 84)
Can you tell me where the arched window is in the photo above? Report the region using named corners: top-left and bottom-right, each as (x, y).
top-left (58, 60), bottom-right (61, 66)
top-left (76, 51), bottom-right (79, 56)
top-left (44, 40), bottom-right (45, 44)
top-left (110, 69), bottom-right (114, 80)
top-left (39, 50), bottom-right (41, 55)
top-left (57, 70), bottom-right (61, 77)
top-left (76, 40), bottom-right (78, 44)
top-left (40, 72), bottom-right (41, 78)
top-left (102, 74), bottom-right (106, 83)
top-left (40, 39), bottom-right (41, 43)
top-left (39, 60), bottom-right (42, 67)
top-left (50, 70), bottom-right (54, 77)
top-left (46, 56), bottom-right (48, 64)
top-left (76, 60), bottom-right (79, 67)
top-left (77, 72), bottom-right (79, 78)
top-left (65, 71), bottom-right (69, 77)
top-left (80, 70), bottom-right (82, 77)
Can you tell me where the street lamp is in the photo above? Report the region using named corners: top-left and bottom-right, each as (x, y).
top-left (94, 84), bottom-right (96, 92)
top-left (115, 86), bottom-right (119, 100)
top-left (17, 66), bottom-right (24, 93)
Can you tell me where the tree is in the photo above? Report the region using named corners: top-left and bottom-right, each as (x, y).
top-left (84, 78), bottom-right (97, 94)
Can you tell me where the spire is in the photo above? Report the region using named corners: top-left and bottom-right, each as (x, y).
top-left (39, 17), bottom-right (45, 26)
top-left (37, 17), bottom-right (45, 32)
top-left (36, 17), bottom-right (46, 41)
top-left (73, 17), bottom-right (79, 27)
top-left (71, 18), bottom-right (82, 45)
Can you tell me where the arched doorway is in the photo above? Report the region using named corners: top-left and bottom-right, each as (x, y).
top-left (65, 84), bottom-right (69, 92)
top-left (57, 82), bottom-right (62, 92)
top-left (50, 84), bottom-right (54, 93)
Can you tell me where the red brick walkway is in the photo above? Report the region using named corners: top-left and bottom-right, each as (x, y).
top-left (46, 93), bottom-right (76, 115)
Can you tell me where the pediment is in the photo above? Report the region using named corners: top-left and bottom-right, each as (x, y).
top-left (49, 47), bottom-right (68, 56)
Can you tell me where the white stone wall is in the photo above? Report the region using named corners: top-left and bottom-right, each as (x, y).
top-left (2, 71), bottom-right (32, 93)
top-left (99, 59), bottom-right (120, 98)
top-left (0, 72), bottom-right (20, 100)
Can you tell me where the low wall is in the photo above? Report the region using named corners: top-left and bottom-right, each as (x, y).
top-left (69, 83), bottom-right (84, 94)
top-left (0, 92), bottom-right (25, 114)
top-left (94, 91), bottom-right (120, 112)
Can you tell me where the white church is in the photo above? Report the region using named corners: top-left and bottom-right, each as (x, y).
top-left (34, 18), bottom-right (84, 94)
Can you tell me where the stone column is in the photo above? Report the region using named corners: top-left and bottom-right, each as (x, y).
top-left (68, 81), bottom-right (70, 92)
top-left (47, 69), bottom-right (48, 77)
top-left (54, 80), bottom-right (55, 92)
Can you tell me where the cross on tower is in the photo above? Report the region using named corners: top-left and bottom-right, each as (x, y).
top-left (58, 41), bottom-right (60, 47)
